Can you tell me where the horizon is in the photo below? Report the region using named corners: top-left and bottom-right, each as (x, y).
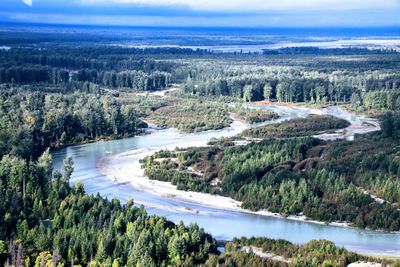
top-left (2, 21), bottom-right (400, 36)
top-left (0, 0), bottom-right (399, 28)
top-left (2, 21), bottom-right (400, 51)
top-left (1, 1), bottom-right (400, 265)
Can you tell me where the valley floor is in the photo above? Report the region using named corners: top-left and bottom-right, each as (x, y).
top-left (98, 104), bottom-right (383, 231)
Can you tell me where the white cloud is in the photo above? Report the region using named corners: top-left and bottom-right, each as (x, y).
top-left (79, 0), bottom-right (399, 12)
top-left (22, 0), bottom-right (32, 6)
top-left (5, 10), bottom-right (400, 27)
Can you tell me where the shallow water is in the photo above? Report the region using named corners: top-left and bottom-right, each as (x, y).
top-left (52, 104), bottom-right (399, 256)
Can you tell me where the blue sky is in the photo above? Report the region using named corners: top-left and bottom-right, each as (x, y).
top-left (0, 0), bottom-right (399, 27)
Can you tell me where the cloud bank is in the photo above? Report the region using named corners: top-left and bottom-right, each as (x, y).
top-left (2, 0), bottom-right (399, 27)
top-left (80, 0), bottom-right (399, 12)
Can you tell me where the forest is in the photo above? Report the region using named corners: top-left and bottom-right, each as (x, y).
top-left (1, 151), bottom-right (397, 266)
top-left (143, 116), bottom-right (400, 231)
top-left (2, 47), bottom-right (400, 109)
top-left (210, 237), bottom-right (396, 267)
top-left (147, 97), bottom-right (278, 133)
top-left (180, 54), bottom-right (400, 108)
top-left (1, 44), bottom-right (400, 265)
top-left (0, 89), bottom-right (147, 160)
top-left (0, 150), bottom-right (216, 266)
top-left (241, 115), bottom-right (350, 138)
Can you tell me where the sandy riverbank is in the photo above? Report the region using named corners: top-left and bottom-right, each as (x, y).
top-left (99, 139), bottom-right (245, 212)
top-left (97, 104), bottom-right (387, 233)
top-left (252, 101), bottom-right (381, 141)
top-left (97, 117), bottom-right (356, 229)
top-left (314, 119), bottom-right (380, 141)
top-left (98, 145), bottom-right (354, 228)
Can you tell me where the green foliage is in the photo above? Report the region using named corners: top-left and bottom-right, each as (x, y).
top-left (149, 98), bottom-right (232, 133)
top-left (381, 111), bottom-right (400, 138)
top-left (0, 151), bottom-right (216, 266)
top-left (1, 45), bottom-right (400, 266)
top-left (0, 47), bottom-right (174, 91)
top-left (233, 105), bottom-right (279, 124)
top-left (242, 115), bottom-right (350, 138)
top-left (180, 55), bottom-right (400, 106)
top-left (0, 91), bottom-right (147, 159)
top-left (212, 238), bottom-right (386, 267)
top-left (144, 128), bottom-right (400, 231)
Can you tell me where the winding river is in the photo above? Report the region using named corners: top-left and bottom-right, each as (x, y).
top-left (52, 103), bottom-right (400, 257)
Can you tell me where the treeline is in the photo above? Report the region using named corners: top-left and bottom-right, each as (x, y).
top-left (143, 116), bottom-right (400, 231)
top-left (0, 150), bottom-right (397, 266)
top-left (215, 237), bottom-right (394, 267)
top-left (242, 115), bottom-right (350, 138)
top-left (183, 68), bottom-right (400, 104)
top-left (233, 104), bottom-right (279, 124)
top-left (0, 90), bottom-right (146, 159)
top-left (0, 67), bottom-right (171, 91)
top-left (357, 90), bottom-right (400, 111)
top-left (179, 54), bottom-right (400, 109)
top-left (321, 132), bottom-right (400, 206)
top-left (0, 47), bottom-right (182, 91)
top-left (0, 47), bottom-right (197, 70)
top-left (264, 47), bottom-right (399, 55)
top-left (148, 99), bottom-right (232, 133)
top-left (3, 48), bottom-right (400, 109)
top-left (381, 111), bottom-right (400, 138)
top-left (144, 97), bottom-right (279, 133)
top-left (0, 151), bottom-right (216, 266)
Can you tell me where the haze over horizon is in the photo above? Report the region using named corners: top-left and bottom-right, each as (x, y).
top-left (0, 0), bottom-right (399, 28)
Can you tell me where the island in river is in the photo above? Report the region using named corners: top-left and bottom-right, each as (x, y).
top-left (52, 100), bottom-right (400, 258)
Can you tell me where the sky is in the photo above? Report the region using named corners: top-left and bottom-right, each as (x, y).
top-left (0, 0), bottom-right (399, 28)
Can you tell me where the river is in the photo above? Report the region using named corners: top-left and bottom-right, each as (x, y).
top-left (51, 103), bottom-right (399, 257)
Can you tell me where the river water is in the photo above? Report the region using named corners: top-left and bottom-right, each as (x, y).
top-left (52, 104), bottom-right (399, 256)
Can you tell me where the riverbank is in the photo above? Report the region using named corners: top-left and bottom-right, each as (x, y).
top-left (51, 100), bottom-right (399, 257)
top-left (98, 145), bottom-right (356, 228)
top-left (97, 105), bottom-right (381, 231)
top-left (249, 102), bottom-right (381, 141)
top-left (98, 118), bottom-right (248, 213)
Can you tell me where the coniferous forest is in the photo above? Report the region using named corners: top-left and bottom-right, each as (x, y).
top-left (0, 29), bottom-right (400, 266)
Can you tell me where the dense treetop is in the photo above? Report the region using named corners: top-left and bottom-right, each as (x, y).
top-left (1, 45), bottom-right (400, 266)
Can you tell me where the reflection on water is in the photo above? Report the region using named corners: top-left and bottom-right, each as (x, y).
top-left (52, 105), bottom-right (399, 256)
